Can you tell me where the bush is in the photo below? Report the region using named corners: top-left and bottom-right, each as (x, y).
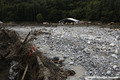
top-left (36, 13), bottom-right (43, 22)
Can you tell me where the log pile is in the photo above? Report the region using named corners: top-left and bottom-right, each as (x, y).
top-left (0, 28), bottom-right (75, 80)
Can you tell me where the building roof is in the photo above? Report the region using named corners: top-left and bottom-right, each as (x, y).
top-left (67, 18), bottom-right (79, 22)
top-left (59, 18), bottom-right (79, 22)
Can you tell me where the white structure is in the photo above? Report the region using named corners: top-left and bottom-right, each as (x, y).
top-left (59, 18), bottom-right (79, 24)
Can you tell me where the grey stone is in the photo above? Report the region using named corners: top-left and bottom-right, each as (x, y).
top-left (106, 71), bottom-right (111, 75)
top-left (111, 54), bottom-right (118, 59)
top-left (69, 62), bottom-right (74, 65)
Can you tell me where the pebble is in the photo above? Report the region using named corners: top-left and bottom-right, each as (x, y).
top-left (113, 65), bottom-right (117, 69)
top-left (70, 57), bottom-right (74, 60)
top-left (52, 57), bottom-right (59, 61)
top-left (63, 55), bottom-right (69, 58)
top-left (110, 43), bottom-right (115, 46)
top-left (87, 41), bottom-right (91, 44)
top-left (106, 71), bottom-right (111, 75)
top-left (69, 62), bottom-right (74, 65)
top-left (111, 54), bottom-right (118, 59)
top-left (115, 49), bottom-right (119, 54)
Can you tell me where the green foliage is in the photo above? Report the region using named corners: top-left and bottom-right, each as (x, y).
top-left (0, 0), bottom-right (120, 22)
top-left (36, 13), bottom-right (43, 22)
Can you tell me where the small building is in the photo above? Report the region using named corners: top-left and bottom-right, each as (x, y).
top-left (59, 18), bottom-right (79, 24)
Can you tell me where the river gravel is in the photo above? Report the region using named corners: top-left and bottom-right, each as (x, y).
top-left (10, 25), bottom-right (120, 80)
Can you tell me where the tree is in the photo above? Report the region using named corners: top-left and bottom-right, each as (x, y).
top-left (36, 13), bottom-right (43, 22)
top-left (0, 0), bottom-right (120, 22)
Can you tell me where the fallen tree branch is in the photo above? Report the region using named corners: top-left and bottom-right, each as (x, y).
top-left (23, 32), bottom-right (31, 44)
top-left (21, 64), bottom-right (28, 80)
top-left (36, 56), bottom-right (50, 80)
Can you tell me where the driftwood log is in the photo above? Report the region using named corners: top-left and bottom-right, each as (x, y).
top-left (0, 28), bottom-right (75, 80)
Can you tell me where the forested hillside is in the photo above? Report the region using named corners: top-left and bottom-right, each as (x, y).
top-left (0, 0), bottom-right (120, 22)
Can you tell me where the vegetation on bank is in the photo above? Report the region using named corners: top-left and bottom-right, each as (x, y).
top-left (0, 0), bottom-right (120, 22)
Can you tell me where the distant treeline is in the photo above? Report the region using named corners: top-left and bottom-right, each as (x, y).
top-left (0, 0), bottom-right (120, 22)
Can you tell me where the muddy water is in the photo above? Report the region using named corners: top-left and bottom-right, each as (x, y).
top-left (67, 65), bottom-right (86, 80)
top-left (37, 44), bottom-right (87, 80)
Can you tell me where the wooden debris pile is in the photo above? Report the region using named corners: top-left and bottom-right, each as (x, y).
top-left (0, 28), bottom-right (75, 80)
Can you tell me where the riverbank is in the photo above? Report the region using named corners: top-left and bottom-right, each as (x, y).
top-left (7, 25), bottom-right (120, 80)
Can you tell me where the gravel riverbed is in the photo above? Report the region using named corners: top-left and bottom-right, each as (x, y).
top-left (9, 25), bottom-right (120, 80)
